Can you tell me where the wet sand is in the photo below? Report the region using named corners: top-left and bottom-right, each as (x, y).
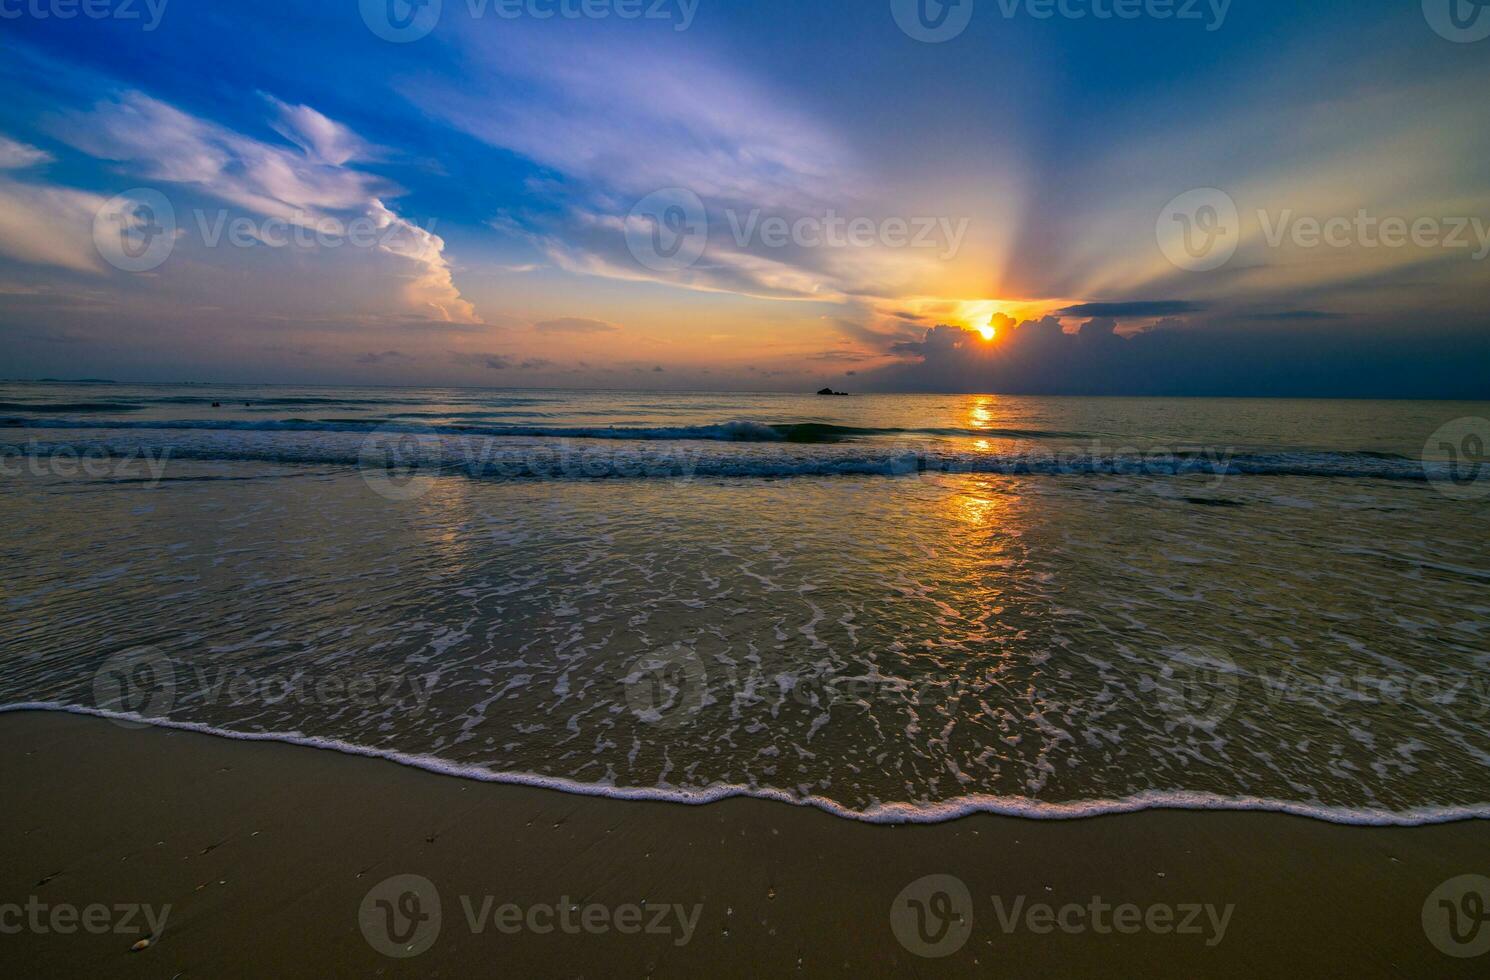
top-left (1, 710), bottom-right (1486, 977)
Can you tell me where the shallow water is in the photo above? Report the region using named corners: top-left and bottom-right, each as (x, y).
top-left (1, 383), bottom-right (1487, 823)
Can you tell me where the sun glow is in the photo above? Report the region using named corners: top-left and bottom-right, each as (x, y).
top-left (940, 297), bottom-right (1070, 335)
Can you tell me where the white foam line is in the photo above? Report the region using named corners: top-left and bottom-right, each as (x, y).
top-left (6, 702), bottom-right (1489, 827)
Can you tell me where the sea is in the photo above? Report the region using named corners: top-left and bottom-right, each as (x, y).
top-left (1, 381), bottom-right (1487, 825)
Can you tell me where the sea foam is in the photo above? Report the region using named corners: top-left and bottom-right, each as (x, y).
top-left (4, 703), bottom-right (1488, 827)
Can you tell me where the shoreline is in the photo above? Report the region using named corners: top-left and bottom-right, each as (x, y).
top-left (2, 711), bottom-right (1487, 976)
top-left (6, 703), bottom-right (1490, 829)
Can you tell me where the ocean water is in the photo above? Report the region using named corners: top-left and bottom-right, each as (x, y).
top-left (2, 381), bottom-right (1488, 824)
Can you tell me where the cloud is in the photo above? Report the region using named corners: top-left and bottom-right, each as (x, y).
top-left (55, 92), bottom-right (381, 222)
top-left (829, 314), bottom-right (923, 351)
top-left (367, 200), bottom-right (476, 322)
top-left (809, 349), bottom-right (875, 362)
top-left (403, 25), bottom-right (956, 305)
top-left (0, 176), bottom-right (105, 273)
top-left (1239, 310), bottom-right (1348, 321)
top-left (411, 27), bottom-right (853, 209)
top-left (534, 316), bottom-right (619, 334)
top-left (262, 95), bottom-right (372, 167)
top-left (862, 315), bottom-right (1490, 398)
top-left (890, 323), bottom-right (973, 356)
top-left (51, 90), bottom-right (476, 322)
top-left (0, 136), bottom-right (53, 169)
top-left (356, 350), bottom-right (410, 364)
top-left (1051, 301), bottom-right (1204, 319)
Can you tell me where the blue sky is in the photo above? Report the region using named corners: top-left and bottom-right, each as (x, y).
top-left (0, 0), bottom-right (1487, 394)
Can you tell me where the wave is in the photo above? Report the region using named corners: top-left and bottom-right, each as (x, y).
top-left (0, 401), bottom-right (143, 413)
top-left (0, 415), bottom-right (1088, 443)
top-left (3, 703), bottom-right (1486, 826)
top-left (0, 434), bottom-right (1455, 483)
top-left (146, 395), bottom-right (559, 407)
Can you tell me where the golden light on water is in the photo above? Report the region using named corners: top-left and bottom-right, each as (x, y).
top-left (969, 397), bottom-right (995, 428)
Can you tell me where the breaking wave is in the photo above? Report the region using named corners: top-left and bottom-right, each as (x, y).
top-left (0, 415), bottom-right (1088, 443)
top-left (4, 704), bottom-right (1488, 827)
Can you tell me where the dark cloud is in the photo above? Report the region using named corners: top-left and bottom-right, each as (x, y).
top-left (447, 353), bottom-right (558, 372)
top-left (1051, 301), bottom-right (1204, 319)
top-left (1239, 310), bottom-right (1349, 321)
top-left (890, 324), bottom-right (971, 356)
top-left (447, 351), bottom-right (516, 371)
top-left (861, 316), bottom-right (1490, 398)
top-left (810, 349), bottom-right (874, 362)
top-left (356, 350), bottom-right (410, 365)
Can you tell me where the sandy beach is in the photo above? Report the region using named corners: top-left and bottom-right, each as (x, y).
top-left (2, 710), bottom-right (1485, 977)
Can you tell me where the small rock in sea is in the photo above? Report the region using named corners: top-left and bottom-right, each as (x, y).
top-left (130, 938), bottom-right (151, 952)
top-left (211, 402), bottom-right (221, 408)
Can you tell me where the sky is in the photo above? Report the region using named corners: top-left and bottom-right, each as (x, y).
top-left (0, 0), bottom-right (1487, 396)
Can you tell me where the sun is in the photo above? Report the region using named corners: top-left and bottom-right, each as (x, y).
top-left (977, 324), bottom-right (996, 341)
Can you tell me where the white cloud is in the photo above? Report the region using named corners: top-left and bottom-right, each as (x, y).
top-left (56, 92), bottom-right (381, 222)
top-left (263, 95), bottom-right (372, 167)
top-left (410, 30), bottom-right (855, 211)
top-left (368, 200), bottom-right (476, 323)
top-left (0, 136), bottom-right (53, 170)
top-left (405, 28), bottom-right (963, 307)
top-left (0, 177), bottom-right (105, 273)
top-left (50, 91), bottom-right (477, 322)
